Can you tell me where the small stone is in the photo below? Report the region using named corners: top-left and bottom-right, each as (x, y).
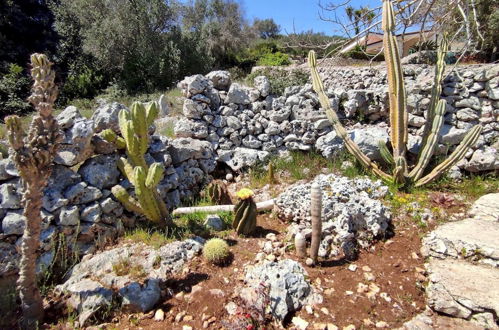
top-left (175, 292), bottom-right (185, 300)
top-left (375, 321), bottom-right (389, 328)
top-left (348, 264), bottom-right (358, 272)
top-left (327, 324), bottom-right (339, 330)
top-left (357, 283), bottom-right (369, 293)
top-left (175, 311), bottom-right (186, 322)
top-left (411, 252), bottom-right (419, 259)
top-left (225, 302), bottom-right (237, 315)
top-left (345, 290), bottom-right (354, 295)
top-left (380, 292), bottom-right (391, 302)
top-left (266, 254), bottom-right (277, 262)
top-left (363, 319), bottom-right (374, 326)
top-left (364, 272), bottom-right (376, 281)
top-left (154, 309), bottom-right (165, 321)
top-left (305, 305), bottom-right (313, 314)
top-left (362, 266), bottom-right (371, 272)
top-left (320, 307), bottom-right (329, 315)
top-left (305, 258), bottom-right (314, 266)
top-left (343, 325), bottom-right (356, 330)
top-left (324, 288), bottom-right (334, 295)
top-left (292, 316), bottom-right (309, 330)
top-left (203, 214), bottom-right (224, 231)
top-left (182, 326), bottom-right (192, 330)
top-left (184, 315), bottom-right (193, 321)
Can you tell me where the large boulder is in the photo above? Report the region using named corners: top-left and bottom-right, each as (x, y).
top-left (91, 102), bottom-right (128, 133)
top-left (178, 74), bottom-right (210, 96)
top-left (206, 71), bottom-right (231, 91)
top-left (316, 125), bottom-right (389, 162)
top-left (276, 174), bottom-right (390, 256)
top-left (56, 117), bottom-right (95, 166)
top-left (78, 154), bottom-right (120, 189)
top-left (56, 238), bottom-right (204, 325)
top-left (223, 147), bottom-right (270, 172)
top-left (241, 259), bottom-right (321, 321)
top-left (174, 118), bottom-right (209, 139)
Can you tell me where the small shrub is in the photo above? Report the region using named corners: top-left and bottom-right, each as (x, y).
top-left (112, 258), bottom-right (147, 280)
top-left (203, 238), bottom-right (230, 265)
top-left (0, 63), bottom-right (31, 118)
top-left (245, 68), bottom-right (309, 96)
top-left (59, 65), bottom-right (104, 102)
top-left (256, 51), bottom-right (290, 66)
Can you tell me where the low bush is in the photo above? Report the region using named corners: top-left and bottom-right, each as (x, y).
top-left (0, 63), bottom-right (31, 119)
top-left (256, 51), bottom-right (290, 66)
top-left (246, 67), bottom-right (309, 96)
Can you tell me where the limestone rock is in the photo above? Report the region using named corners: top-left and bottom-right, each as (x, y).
top-left (92, 102), bottom-right (128, 133)
top-left (78, 154), bottom-right (121, 189)
top-left (243, 259), bottom-right (321, 321)
top-left (206, 71), bottom-right (231, 91)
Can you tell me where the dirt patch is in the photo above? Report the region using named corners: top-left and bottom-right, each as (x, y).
top-left (106, 210), bottom-right (429, 329)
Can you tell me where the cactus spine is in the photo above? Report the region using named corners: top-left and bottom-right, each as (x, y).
top-left (232, 188), bottom-right (257, 236)
top-left (102, 102), bottom-right (170, 226)
top-left (309, 183), bottom-right (322, 264)
top-left (307, 0), bottom-right (482, 188)
top-left (6, 54), bottom-right (62, 328)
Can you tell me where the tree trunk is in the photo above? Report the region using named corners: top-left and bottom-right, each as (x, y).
top-left (17, 180), bottom-right (44, 329)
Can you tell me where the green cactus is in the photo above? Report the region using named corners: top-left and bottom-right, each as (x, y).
top-left (232, 188), bottom-right (257, 236)
top-left (308, 0), bottom-right (482, 188)
top-left (206, 181), bottom-right (231, 205)
top-left (102, 101), bottom-right (171, 226)
top-left (203, 238), bottom-right (231, 265)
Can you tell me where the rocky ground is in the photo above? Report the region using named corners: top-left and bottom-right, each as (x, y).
top-left (16, 174), bottom-right (493, 330)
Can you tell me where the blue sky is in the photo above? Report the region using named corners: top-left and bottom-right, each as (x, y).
top-left (240, 0), bottom-right (380, 36)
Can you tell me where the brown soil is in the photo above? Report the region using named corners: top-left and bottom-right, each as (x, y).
top-left (105, 212), bottom-right (430, 330)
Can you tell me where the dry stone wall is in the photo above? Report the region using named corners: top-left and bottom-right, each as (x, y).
top-left (175, 64), bottom-right (499, 177)
top-left (0, 102), bottom-right (216, 277)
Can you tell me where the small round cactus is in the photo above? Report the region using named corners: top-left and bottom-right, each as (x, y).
top-left (203, 238), bottom-right (230, 265)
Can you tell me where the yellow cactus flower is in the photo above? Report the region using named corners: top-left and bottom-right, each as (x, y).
top-left (236, 188), bottom-right (254, 200)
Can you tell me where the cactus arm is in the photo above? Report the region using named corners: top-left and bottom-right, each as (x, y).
top-left (145, 163), bottom-right (164, 189)
top-left (382, 0), bottom-right (408, 164)
top-left (146, 102), bottom-right (159, 126)
top-left (415, 125), bottom-right (482, 187)
top-left (378, 140), bottom-right (394, 165)
top-left (419, 36), bottom-right (448, 154)
top-left (101, 129), bottom-right (126, 149)
top-left (131, 102), bottom-right (149, 155)
top-left (308, 51), bottom-right (391, 182)
top-left (117, 157), bottom-right (136, 185)
top-left (134, 166), bottom-right (162, 223)
top-left (111, 185), bottom-right (144, 215)
top-left (118, 109), bottom-right (131, 136)
top-left (409, 99), bottom-right (447, 180)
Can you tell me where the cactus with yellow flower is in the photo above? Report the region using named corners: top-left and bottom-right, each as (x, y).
top-left (232, 188), bottom-right (258, 235)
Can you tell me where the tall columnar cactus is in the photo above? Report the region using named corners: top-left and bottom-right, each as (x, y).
top-left (309, 183), bottom-right (322, 264)
top-left (6, 54), bottom-right (62, 329)
top-left (308, 0), bottom-right (483, 188)
top-left (232, 188), bottom-right (257, 236)
top-left (102, 102), bottom-right (171, 226)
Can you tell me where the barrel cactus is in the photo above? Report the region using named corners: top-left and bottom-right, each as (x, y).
top-left (203, 238), bottom-right (231, 265)
top-left (206, 180), bottom-right (231, 205)
top-left (232, 188), bottom-right (257, 236)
